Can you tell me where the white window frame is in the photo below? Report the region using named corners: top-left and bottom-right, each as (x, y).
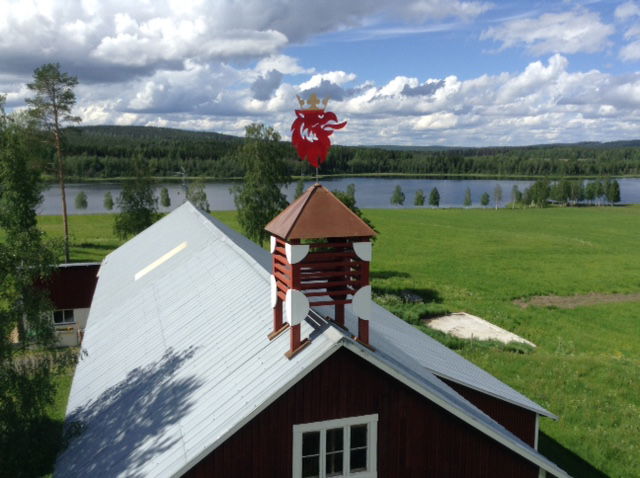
top-left (293, 414), bottom-right (378, 478)
top-left (52, 309), bottom-right (75, 325)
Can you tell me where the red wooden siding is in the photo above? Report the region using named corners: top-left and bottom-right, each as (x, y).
top-left (183, 348), bottom-right (538, 477)
top-left (44, 264), bottom-right (100, 310)
top-left (439, 377), bottom-right (537, 447)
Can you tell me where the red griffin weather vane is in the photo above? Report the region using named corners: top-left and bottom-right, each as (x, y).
top-left (291, 93), bottom-right (347, 170)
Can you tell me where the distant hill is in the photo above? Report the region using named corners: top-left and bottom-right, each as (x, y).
top-left (365, 144), bottom-right (460, 152)
top-left (60, 125), bottom-right (640, 179)
top-left (67, 125), bottom-right (241, 142)
top-left (62, 125), bottom-right (248, 178)
top-left (370, 139), bottom-right (640, 152)
top-left (68, 124), bottom-right (640, 154)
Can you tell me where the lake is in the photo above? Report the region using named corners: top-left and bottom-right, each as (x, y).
top-left (39, 177), bottom-right (640, 215)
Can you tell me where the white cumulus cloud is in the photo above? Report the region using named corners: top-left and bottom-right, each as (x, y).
top-left (414, 112), bottom-right (458, 130)
top-left (255, 55), bottom-right (314, 75)
top-left (615, 1), bottom-right (640, 21)
top-left (4, 1), bottom-right (640, 147)
top-left (481, 9), bottom-right (614, 55)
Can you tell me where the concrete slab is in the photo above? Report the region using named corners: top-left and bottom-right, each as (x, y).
top-left (425, 312), bottom-right (535, 347)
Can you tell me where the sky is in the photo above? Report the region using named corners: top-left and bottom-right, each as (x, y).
top-left (4, 0), bottom-right (640, 146)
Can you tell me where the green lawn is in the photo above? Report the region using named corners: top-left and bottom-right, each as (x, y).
top-left (40, 206), bottom-right (640, 477)
top-left (365, 206), bottom-right (640, 478)
top-left (38, 214), bottom-right (121, 263)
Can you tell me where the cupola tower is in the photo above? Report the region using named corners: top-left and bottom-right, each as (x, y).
top-left (265, 184), bottom-right (376, 358)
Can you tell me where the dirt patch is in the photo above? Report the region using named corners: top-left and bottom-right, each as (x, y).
top-left (514, 292), bottom-right (640, 309)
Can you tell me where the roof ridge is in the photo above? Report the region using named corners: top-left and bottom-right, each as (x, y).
top-left (283, 183), bottom-right (320, 239)
top-left (187, 203), bottom-right (271, 276)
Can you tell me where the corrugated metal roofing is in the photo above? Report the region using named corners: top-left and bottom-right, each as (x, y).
top-left (311, 301), bottom-right (554, 418)
top-left (56, 202), bottom-right (566, 478)
top-left (374, 305), bottom-right (555, 417)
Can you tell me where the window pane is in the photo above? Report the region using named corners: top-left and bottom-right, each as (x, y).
top-left (326, 428), bottom-right (343, 453)
top-left (302, 456), bottom-right (319, 478)
top-left (351, 424), bottom-right (367, 448)
top-left (302, 431), bottom-right (320, 456)
top-left (53, 311), bottom-right (63, 323)
top-left (64, 310), bottom-right (74, 322)
top-left (350, 448), bottom-right (367, 472)
top-left (326, 451), bottom-right (343, 476)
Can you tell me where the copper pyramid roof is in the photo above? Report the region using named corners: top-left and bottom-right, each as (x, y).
top-left (265, 184), bottom-right (376, 240)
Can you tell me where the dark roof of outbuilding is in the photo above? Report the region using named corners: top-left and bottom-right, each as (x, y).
top-left (40, 263), bottom-right (100, 310)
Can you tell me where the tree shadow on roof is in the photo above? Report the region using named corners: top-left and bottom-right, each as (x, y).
top-left (539, 432), bottom-right (609, 478)
top-left (56, 346), bottom-right (202, 478)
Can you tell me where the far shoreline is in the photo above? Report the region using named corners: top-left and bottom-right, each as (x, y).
top-left (44, 172), bottom-right (640, 184)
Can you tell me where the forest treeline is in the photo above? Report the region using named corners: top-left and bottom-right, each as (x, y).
top-left (60, 125), bottom-right (640, 179)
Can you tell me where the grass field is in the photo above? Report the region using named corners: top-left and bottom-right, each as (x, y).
top-left (38, 206), bottom-right (640, 477)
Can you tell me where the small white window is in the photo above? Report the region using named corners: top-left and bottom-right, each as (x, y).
top-left (293, 414), bottom-right (378, 478)
top-left (53, 309), bottom-right (75, 325)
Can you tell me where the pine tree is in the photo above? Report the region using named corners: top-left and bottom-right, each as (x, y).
top-left (607, 179), bottom-right (621, 205)
top-left (114, 157), bottom-right (158, 239)
top-left (103, 191), bottom-right (114, 211)
top-left (414, 189), bottom-right (425, 206)
top-left (233, 124), bottom-right (290, 246)
top-left (26, 63), bottom-right (81, 262)
top-left (390, 185), bottom-right (405, 206)
top-left (160, 186), bottom-right (171, 208)
top-left (585, 181), bottom-right (597, 205)
top-left (480, 192), bottom-right (490, 207)
top-left (595, 180), bottom-right (605, 206)
top-left (429, 187), bottom-right (440, 207)
top-left (75, 191), bottom-right (88, 210)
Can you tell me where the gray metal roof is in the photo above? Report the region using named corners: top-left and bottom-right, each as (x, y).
top-left (56, 202), bottom-right (566, 478)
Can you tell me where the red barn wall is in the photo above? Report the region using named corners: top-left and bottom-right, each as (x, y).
top-left (439, 378), bottom-right (537, 447)
top-left (183, 347), bottom-right (538, 478)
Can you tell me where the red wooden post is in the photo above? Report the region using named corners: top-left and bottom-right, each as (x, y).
top-left (285, 323), bottom-right (310, 359)
top-left (335, 303), bottom-right (345, 328)
top-left (360, 261), bottom-right (370, 286)
top-left (290, 323), bottom-right (301, 351)
top-left (273, 299), bottom-right (283, 330)
top-left (358, 318), bottom-right (369, 346)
